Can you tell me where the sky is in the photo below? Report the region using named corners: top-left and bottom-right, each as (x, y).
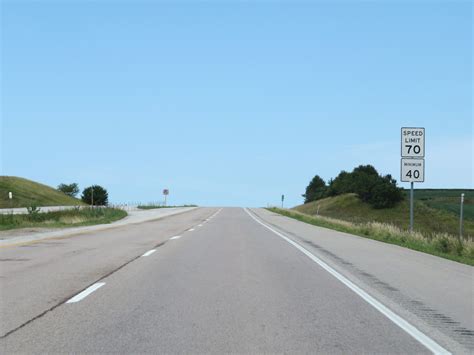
top-left (1, 0), bottom-right (472, 207)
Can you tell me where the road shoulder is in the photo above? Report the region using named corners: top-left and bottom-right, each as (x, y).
top-left (251, 207), bottom-right (474, 354)
top-left (0, 207), bottom-right (197, 247)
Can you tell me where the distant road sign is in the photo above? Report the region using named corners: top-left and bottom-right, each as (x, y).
top-left (401, 158), bottom-right (425, 183)
top-left (163, 189), bottom-right (169, 196)
top-left (401, 127), bottom-right (425, 158)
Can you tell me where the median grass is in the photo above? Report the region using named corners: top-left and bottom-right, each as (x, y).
top-left (267, 207), bottom-right (474, 266)
top-left (0, 207), bottom-right (127, 231)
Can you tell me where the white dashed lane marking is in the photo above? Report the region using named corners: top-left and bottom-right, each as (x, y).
top-left (141, 249), bottom-right (156, 257)
top-left (66, 283), bottom-right (106, 304)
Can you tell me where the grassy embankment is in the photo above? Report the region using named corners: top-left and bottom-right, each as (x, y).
top-left (0, 176), bottom-right (85, 208)
top-left (268, 190), bottom-right (474, 266)
top-left (0, 176), bottom-right (126, 231)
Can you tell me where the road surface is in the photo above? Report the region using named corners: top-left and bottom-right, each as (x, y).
top-left (0, 207), bottom-right (472, 353)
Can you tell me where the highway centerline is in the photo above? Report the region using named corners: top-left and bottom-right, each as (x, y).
top-left (66, 283), bottom-right (106, 304)
top-left (243, 208), bottom-right (450, 355)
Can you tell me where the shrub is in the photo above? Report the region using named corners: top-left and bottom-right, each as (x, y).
top-left (26, 203), bottom-right (41, 215)
top-left (26, 203), bottom-right (41, 221)
top-left (81, 185), bottom-right (108, 206)
top-left (368, 176), bottom-right (404, 209)
top-left (57, 183), bottom-right (80, 197)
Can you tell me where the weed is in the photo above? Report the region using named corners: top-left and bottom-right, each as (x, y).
top-left (268, 207), bottom-right (474, 266)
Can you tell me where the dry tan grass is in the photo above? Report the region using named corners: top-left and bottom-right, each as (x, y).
top-left (274, 208), bottom-right (474, 264)
top-left (59, 216), bottom-right (87, 224)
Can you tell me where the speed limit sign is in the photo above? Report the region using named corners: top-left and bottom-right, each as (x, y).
top-left (401, 158), bottom-right (425, 182)
top-left (401, 127), bottom-right (425, 158)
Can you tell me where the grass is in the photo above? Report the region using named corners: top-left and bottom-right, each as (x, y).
top-left (267, 207), bottom-right (474, 266)
top-left (0, 207), bottom-right (127, 231)
top-left (295, 193), bottom-right (474, 238)
top-left (411, 189), bottom-right (473, 221)
top-left (0, 176), bottom-right (85, 208)
top-left (137, 204), bottom-right (197, 210)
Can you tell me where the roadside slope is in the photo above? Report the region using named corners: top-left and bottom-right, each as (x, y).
top-left (294, 193), bottom-right (474, 238)
top-left (0, 176), bottom-right (85, 208)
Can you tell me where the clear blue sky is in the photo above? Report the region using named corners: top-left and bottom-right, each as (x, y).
top-left (1, 1), bottom-right (472, 207)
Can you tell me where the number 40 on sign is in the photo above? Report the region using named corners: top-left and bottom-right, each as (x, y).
top-left (401, 158), bottom-right (424, 183)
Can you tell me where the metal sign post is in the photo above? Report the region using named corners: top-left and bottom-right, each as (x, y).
top-left (460, 193), bottom-right (465, 240)
top-left (401, 127), bottom-right (425, 233)
top-left (163, 189), bottom-right (169, 206)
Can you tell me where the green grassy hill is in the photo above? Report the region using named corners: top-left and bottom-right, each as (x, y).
top-left (294, 191), bottom-right (474, 238)
top-left (0, 176), bottom-right (86, 208)
top-left (411, 189), bottom-right (473, 220)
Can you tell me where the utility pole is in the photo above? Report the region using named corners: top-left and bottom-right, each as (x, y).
top-left (281, 194), bottom-right (285, 208)
top-left (91, 186), bottom-right (94, 207)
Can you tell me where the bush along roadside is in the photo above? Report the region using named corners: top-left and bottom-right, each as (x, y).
top-left (267, 207), bottom-right (474, 266)
top-left (0, 207), bottom-right (127, 231)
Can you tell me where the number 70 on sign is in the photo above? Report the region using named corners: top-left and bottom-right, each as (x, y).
top-left (401, 127), bottom-right (425, 158)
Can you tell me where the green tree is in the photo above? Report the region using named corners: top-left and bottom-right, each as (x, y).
top-left (303, 175), bottom-right (327, 203)
top-left (368, 175), bottom-right (404, 208)
top-left (325, 165), bottom-right (404, 209)
top-left (351, 165), bottom-right (380, 203)
top-left (81, 185), bottom-right (108, 206)
top-left (57, 183), bottom-right (80, 197)
top-left (327, 171), bottom-right (354, 196)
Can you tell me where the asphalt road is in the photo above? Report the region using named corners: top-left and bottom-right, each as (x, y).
top-left (0, 207), bottom-right (472, 353)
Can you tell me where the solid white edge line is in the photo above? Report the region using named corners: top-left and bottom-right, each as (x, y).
top-left (142, 249), bottom-right (156, 257)
top-left (170, 236), bottom-right (182, 240)
top-left (66, 282), bottom-right (106, 303)
top-left (243, 208), bottom-right (450, 355)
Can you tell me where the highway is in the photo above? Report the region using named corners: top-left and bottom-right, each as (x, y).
top-left (0, 207), bottom-right (472, 353)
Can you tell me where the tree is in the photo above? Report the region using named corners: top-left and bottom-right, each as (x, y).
top-left (81, 185), bottom-right (108, 206)
top-left (368, 175), bottom-right (404, 209)
top-left (322, 165), bottom-right (404, 209)
top-left (57, 183), bottom-right (80, 197)
top-left (351, 165), bottom-right (380, 203)
top-left (327, 171), bottom-right (354, 196)
top-left (303, 175), bottom-right (327, 203)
